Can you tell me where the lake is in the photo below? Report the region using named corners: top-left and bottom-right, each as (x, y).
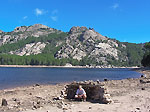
top-left (0, 67), bottom-right (143, 89)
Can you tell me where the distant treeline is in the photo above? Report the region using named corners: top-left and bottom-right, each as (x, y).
top-left (0, 54), bottom-right (80, 66)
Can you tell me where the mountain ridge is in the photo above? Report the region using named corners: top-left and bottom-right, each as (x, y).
top-left (0, 24), bottom-right (144, 67)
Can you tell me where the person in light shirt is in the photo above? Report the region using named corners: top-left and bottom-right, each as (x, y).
top-left (75, 85), bottom-right (87, 101)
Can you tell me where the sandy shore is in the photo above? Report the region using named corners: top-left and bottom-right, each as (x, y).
top-left (0, 68), bottom-right (150, 112)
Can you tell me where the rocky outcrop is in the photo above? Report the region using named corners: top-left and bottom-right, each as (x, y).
top-left (10, 42), bottom-right (46, 56)
top-left (14, 24), bottom-right (50, 33)
top-left (93, 43), bottom-right (118, 59)
top-left (56, 44), bottom-right (87, 61)
top-left (27, 24), bottom-right (49, 31)
top-left (0, 24), bottom-right (58, 46)
top-left (14, 26), bottom-right (27, 32)
top-left (0, 35), bottom-right (12, 45)
top-left (56, 26), bottom-right (125, 63)
top-left (82, 29), bottom-right (107, 41)
top-left (69, 26), bottom-right (88, 34)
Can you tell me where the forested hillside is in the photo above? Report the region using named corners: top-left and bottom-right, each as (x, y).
top-left (0, 24), bottom-right (145, 67)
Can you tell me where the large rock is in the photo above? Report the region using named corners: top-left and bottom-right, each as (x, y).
top-left (69, 26), bottom-right (88, 34)
top-left (26, 24), bottom-right (49, 31)
top-left (10, 42), bottom-right (46, 56)
top-left (82, 29), bottom-right (107, 41)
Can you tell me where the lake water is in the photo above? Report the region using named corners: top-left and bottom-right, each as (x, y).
top-left (0, 67), bottom-right (143, 89)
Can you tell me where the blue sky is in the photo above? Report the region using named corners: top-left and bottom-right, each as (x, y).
top-left (0, 0), bottom-right (150, 43)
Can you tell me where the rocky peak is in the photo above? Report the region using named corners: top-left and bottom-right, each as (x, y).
top-left (89, 27), bottom-right (95, 31)
top-left (26, 24), bottom-right (49, 31)
top-left (88, 28), bottom-right (106, 39)
top-left (14, 26), bottom-right (27, 32)
top-left (69, 26), bottom-right (88, 34)
top-left (80, 28), bottom-right (107, 41)
top-left (14, 24), bottom-right (51, 33)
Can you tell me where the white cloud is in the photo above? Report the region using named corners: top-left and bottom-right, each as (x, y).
top-left (50, 9), bottom-right (59, 21)
top-left (23, 16), bottom-right (28, 20)
top-left (35, 8), bottom-right (44, 16)
top-left (51, 16), bottom-right (58, 21)
top-left (112, 3), bottom-right (119, 9)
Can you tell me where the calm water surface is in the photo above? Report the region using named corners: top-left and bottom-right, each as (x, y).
top-left (0, 67), bottom-right (143, 89)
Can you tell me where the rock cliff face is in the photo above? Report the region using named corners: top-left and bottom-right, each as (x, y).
top-left (0, 24), bottom-right (56, 46)
top-left (0, 24), bottom-right (144, 66)
top-left (10, 42), bottom-right (46, 56)
top-left (56, 26), bottom-right (127, 65)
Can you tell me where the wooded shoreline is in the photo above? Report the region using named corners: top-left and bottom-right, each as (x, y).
top-left (0, 65), bottom-right (140, 68)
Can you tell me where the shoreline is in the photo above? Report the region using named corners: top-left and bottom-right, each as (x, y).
top-left (0, 65), bottom-right (140, 68)
top-left (0, 67), bottom-right (149, 112)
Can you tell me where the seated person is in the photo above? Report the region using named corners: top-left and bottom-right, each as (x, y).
top-left (75, 85), bottom-right (87, 101)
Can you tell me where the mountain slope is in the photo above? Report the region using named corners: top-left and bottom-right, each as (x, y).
top-left (0, 24), bottom-right (144, 67)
